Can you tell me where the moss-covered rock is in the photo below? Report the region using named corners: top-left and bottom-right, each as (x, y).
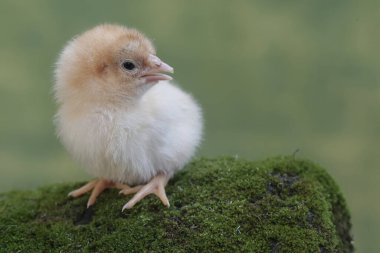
top-left (0, 157), bottom-right (353, 252)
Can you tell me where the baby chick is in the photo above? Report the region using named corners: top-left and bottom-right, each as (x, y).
top-left (54, 24), bottom-right (203, 211)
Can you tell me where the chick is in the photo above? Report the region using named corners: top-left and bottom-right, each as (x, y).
top-left (54, 24), bottom-right (203, 211)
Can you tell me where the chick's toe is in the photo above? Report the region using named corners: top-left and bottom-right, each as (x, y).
top-left (122, 174), bottom-right (170, 211)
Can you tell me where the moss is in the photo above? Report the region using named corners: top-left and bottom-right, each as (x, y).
top-left (0, 157), bottom-right (353, 252)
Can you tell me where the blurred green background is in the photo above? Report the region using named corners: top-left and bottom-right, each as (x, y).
top-left (0, 0), bottom-right (379, 251)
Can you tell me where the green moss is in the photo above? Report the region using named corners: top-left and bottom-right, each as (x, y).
top-left (0, 157), bottom-right (353, 252)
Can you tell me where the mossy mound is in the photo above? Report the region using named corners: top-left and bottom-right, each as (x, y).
top-left (0, 157), bottom-right (353, 252)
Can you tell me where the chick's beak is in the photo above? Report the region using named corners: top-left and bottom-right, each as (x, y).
top-left (141, 54), bottom-right (174, 83)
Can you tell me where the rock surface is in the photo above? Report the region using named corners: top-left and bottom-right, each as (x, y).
top-left (0, 157), bottom-right (353, 252)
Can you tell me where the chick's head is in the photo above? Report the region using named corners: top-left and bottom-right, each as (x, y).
top-left (55, 24), bottom-right (173, 105)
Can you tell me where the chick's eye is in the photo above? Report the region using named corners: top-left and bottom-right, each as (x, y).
top-left (122, 61), bottom-right (136, 71)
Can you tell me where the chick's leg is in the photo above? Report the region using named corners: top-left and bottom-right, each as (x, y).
top-left (68, 179), bottom-right (131, 208)
top-left (121, 174), bottom-right (170, 211)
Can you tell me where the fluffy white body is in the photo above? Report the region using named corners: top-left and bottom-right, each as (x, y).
top-left (55, 81), bottom-right (202, 186)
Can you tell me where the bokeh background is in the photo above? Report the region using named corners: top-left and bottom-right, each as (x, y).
top-left (0, 0), bottom-right (379, 251)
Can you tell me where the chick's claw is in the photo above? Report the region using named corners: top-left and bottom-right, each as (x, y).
top-left (122, 174), bottom-right (170, 211)
top-left (87, 180), bottom-right (111, 208)
top-left (68, 179), bottom-right (131, 208)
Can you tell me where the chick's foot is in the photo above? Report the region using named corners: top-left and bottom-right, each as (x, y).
top-left (121, 174), bottom-right (170, 211)
top-left (68, 179), bottom-right (131, 208)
